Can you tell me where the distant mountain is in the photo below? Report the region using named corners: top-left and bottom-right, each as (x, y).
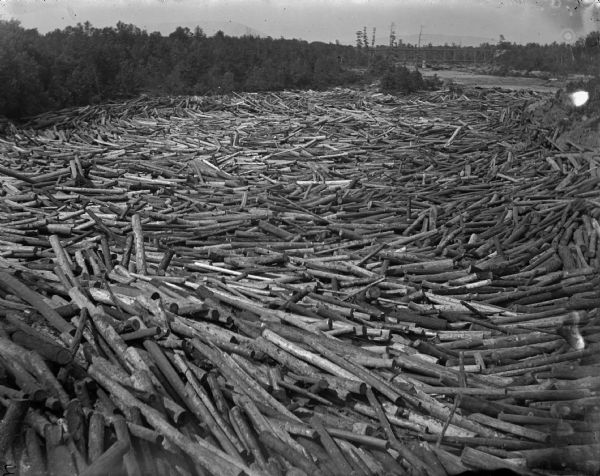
top-left (394, 33), bottom-right (497, 47)
top-left (341, 31), bottom-right (497, 47)
top-left (144, 20), bottom-right (265, 38)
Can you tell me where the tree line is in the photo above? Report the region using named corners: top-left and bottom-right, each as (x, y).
top-left (0, 20), bottom-right (368, 119)
top-left (1, 19), bottom-right (598, 119)
top-left (492, 33), bottom-right (600, 77)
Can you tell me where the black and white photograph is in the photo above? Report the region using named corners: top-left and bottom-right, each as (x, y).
top-left (0, 0), bottom-right (599, 475)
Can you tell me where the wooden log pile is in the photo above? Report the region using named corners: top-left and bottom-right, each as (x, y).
top-left (0, 87), bottom-right (599, 475)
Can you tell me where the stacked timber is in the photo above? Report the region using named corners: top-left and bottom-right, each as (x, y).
top-left (0, 87), bottom-right (599, 475)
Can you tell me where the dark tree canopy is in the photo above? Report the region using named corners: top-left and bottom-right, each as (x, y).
top-left (0, 20), bottom-right (367, 118)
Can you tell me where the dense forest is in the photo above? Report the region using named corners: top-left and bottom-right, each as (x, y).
top-left (367, 34), bottom-right (600, 77)
top-left (0, 20), bottom-right (368, 118)
top-left (492, 33), bottom-right (600, 76)
top-left (0, 19), bottom-right (598, 119)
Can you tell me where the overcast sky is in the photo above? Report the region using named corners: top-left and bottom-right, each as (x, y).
top-left (1, 0), bottom-right (598, 45)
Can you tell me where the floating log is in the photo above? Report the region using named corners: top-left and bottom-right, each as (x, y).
top-left (0, 86), bottom-right (598, 475)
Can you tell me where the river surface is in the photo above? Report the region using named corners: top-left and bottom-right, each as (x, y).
top-left (421, 69), bottom-right (562, 93)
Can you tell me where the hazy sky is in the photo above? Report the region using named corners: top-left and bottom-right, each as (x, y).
top-left (1, 0), bottom-right (598, 45)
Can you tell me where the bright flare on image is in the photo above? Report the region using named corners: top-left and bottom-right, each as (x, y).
top-left (569, 90), bottom-right (589, 107)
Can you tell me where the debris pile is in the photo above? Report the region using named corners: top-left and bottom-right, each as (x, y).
top-left (0, 88), bottom-right (599, 475)
top-left (524, 81), bottom-right (600, 151)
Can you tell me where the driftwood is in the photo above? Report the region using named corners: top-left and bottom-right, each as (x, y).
top-left (0, 86), bottom-right (599, 475)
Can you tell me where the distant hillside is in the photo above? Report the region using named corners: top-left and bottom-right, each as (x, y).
top-left (144, 20), bottom-right (265, 38)
top-left (397, 33), bottom-right (497, 47)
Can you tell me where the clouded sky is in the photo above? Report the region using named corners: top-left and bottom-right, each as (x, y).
top-left (1, 0), bottom-right (598, 45)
